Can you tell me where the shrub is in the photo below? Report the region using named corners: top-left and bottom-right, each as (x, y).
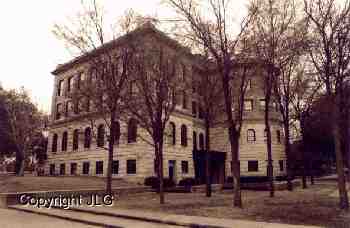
top-left (163, 178), bottom-right (176, 188)
top-left (241, 176), bottom-right (269, 183)
top-left (144, 176), bottom-right (159, 188)
top-left (226, 176), bottom-right (233, 183)
top-left (144, 176), bottom-right (176, 189)
top-left (178, 177), bottom-right (197, 186)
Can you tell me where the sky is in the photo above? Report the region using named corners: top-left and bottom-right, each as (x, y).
top-left (0, 0), bottom-right (248, 114)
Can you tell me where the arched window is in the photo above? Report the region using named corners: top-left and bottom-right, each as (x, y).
top-left (182, 91), bottom-right (187, 109)
top-left (193, 131), bottom-right (197, 150)
top-left (199, 133), bottom-right (204, 150)
top-left (73, 129), bottom-right (79, 151)
top-left (169, 122), bottom-right (176, 145)
top-left (61, 131), bottom-right (68, 151)
top-left (181, 124), bottom-right (188, 146)
top-left (114, 121), bottom-right (120, 145)
top-left (247, 129), bottom-right (256, 142)
top-left (128, 118), bottom-right (137, 143)
top-left (52, 134), bottom-right (58, 152)
top-left (84, 127), bottom-right (91, 148)
top-left (264, 129), bottom-right (268, 142)
top-left (276, 130), bottom-right (281, 143)
top-left (97, 124), bottom-right (105, 147)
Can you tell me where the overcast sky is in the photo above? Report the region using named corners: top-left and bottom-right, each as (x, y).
top-left (0, 0), bottom-right (247, 114)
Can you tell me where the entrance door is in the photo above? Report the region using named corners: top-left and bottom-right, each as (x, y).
top-left (168, 160), bottom-right (176, 182)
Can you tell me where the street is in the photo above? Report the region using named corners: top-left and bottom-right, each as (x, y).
top-left (0, 208), bottom-right (184, 228)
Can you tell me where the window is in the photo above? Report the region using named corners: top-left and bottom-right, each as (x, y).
top-left (97, 124), bottom-right (105, 147)
top-left (112, 160), bottom-right (119, 174)
top-left (248, 161), bottom-right (259, 172)
top-left (52, 134), bottom-right (58, 152)
top-left (259, 99), bottom-right (266, 110)
top-left (246, 79), bottom-right (252, 90)
top-left (75, 73), bottom-right (81, 90)
top-left (276, 130), bottom-right (281, 143)
top-left (61, 132), bottom-right (68, 151)
top-left (127, 160), bottom-right (136, 174)
top-left (127, 118), bottom-right (138, 143)
top-left (73, 99), bottom-right (79, 114)
top-left (84, 127), bottom-right (91, 148)
top-left (279, 160), bottom-right (284, 171)
top-left (71, 163), bottom-right (77, 175)
top-left (244, 100), bottom-right (253, 111)
top-left (198, 105), bottom-right (204, 119)
top-left (73, 129), bottom-right (79, 151)
top-left (83, 162), bottom-right (90, 175)
top-left (193, 131), bottom-right (197, 150)
top-left (192, 101), bottom-right (197, 116)
top-left (247, 129), bottom-right (256, 142)
top-left (182, 64), bottom-right (186, 81)
top-left (65, 101), bottom-right (72, 117)
top-left (199, 133), bottom-right (204, 150)
top-left (56, 103), bottom-right (62, 120)
top-left (182, 91), bottom-right (187, 109)
top-left (57, 80), bottom-right (64, 96)
top-left (96, 161), bottom-right (103, 174)
top-left (113, 121), bottom-right (120, 145)
top-left (86, 98), bottom-right (90, 112)
top-left (181, 161), bottom-right (189, 174)
top-left (169, 122), bottom-right (176, 145)
top-left (49, 164), bottom-right (55, 175)
top-left (60, 164), bottom-right (65, 175)
top-left (67, 77), bottom-right (72, 92)
top-left (180, 125), bottom-right (188, 146)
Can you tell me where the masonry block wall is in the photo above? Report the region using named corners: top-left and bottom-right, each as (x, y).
top-left (46, 24), bottom-right (287, 184)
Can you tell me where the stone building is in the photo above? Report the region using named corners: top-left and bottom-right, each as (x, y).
top-left (46, 24), bottom-right (286, 184)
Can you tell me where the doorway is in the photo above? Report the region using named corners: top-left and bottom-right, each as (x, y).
top-left (168, 160), bottom-right (176, 182)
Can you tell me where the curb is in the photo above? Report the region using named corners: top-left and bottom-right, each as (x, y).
top-left (69, 207), bottom-right (223, 228)
top-left (8, 206), bottom-right (123, 228)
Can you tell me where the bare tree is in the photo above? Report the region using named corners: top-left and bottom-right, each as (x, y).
top-left (166, 0), bottom-right (257, 208)
top-left (247, 0), bottom-right (306, 196)
top-left (52, 1), bottom-right (139, 194)
top-left (304, 0), bottom-right (350, 209)
top-left (125, 34), bottom-right (182, 204)
top-left (194, 52), bottom-right (222, 197)
top-left (290, 63), bottom-right (321, 189)
top-left (0, 88), bottom-right (44, 176)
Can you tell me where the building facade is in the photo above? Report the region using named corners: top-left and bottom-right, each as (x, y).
top-left (46, 24), bottom-right (286, 184)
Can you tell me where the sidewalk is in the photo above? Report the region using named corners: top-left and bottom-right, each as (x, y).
top-left (65, 205), bottom-right (323, 228)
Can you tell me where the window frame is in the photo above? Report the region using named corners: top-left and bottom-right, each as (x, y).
top-left (247, 129), bottom-right (256, 142)
top-left (248, 160), bottom-right (259, 172)
top-left (181, 161), bottom-right (189, 174)
top-left (127, 159), bottom-right (137, 174)
top-left (96, 161), bottom-right (104, 175)
top-left (180, 124), bottom-right (188, 147)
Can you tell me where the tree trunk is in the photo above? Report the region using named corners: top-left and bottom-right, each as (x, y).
top-left (333, 101), bottom-right (349, 209)
top-left (15, 148), bottom-right (25, 176)
top-left (205, 118), bottom-right (211, 197)
top-left (265, 98), bottom-right (274, 197)
top-left (158, 140), bottom-right (165, 204)
top-left (106, 113), bottom-right (116, 195)
top-left (310, 159), bottom-right (314, 185)
top-left (301, 151), bottom-right (307, 189)
top-left (284, 121), bottom-right (293, 191)
top-left (300, 114), bottom-right (308, 189)
top-left (230, 127), bottom-right (242, 208)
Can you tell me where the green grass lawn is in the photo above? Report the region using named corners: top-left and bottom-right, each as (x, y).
top-left (114, 180), bottom-right (350, 228)
top-left (0, 175), bottom-right (138, 193)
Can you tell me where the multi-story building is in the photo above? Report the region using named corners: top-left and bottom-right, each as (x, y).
top-left (46, 23), bottom-right (286, 184)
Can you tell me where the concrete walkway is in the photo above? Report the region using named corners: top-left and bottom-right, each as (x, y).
top-left (10, 205), bottom-right (323, 228)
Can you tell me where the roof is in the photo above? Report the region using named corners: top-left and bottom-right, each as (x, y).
top-left (52, 22), bottom-right (197, 75)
